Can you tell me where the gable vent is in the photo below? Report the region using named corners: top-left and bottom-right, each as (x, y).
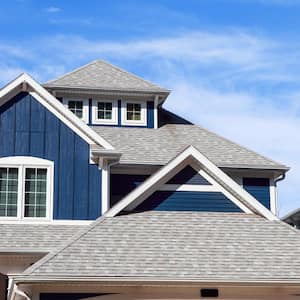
top-left (200, 288), bottom-right (219, 298)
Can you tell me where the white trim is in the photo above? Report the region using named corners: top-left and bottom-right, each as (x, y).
top-left (0, 156), bottom-right (53, 221)
top-left (63, 98), bottom-right (89, 123)
top-left (158, 184), bottom-right (219, 192)
top-left (92, 99), bottom-right (118, 125)
top-left (270, 178), bottom-right (277, 216)
top-left (154, 95), bottom-right (159, 129)
top-left (105, 146), bottom-right (278, 220)
top-left (101, 162), bottom-right (110, 215)
top-left (121, 100), bottom-right (147, 126)
top-left (0, 73), bottom-right (114, 149)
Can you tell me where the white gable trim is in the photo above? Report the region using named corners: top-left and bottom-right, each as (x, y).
top-left (0, 73), bottom-right (114, 149)
top-left (105, 146), bottom-right (278, 220)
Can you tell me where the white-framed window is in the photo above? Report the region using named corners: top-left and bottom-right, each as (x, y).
top-left (0, 157), bottom-right (53, 221)
top-left (92, 99), bottom-right (118, 125)
top-left (63, 99), bottom-right (89, 123)
top-left (121, 100), bottom-right (147, 126)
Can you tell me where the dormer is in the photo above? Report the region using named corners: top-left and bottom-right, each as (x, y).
top-left (43, 60), bottom-right (170, 128)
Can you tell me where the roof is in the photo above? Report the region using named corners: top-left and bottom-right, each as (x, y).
top-left (91, 124), bottom-right (288, 170)
top-left (43, 60), bottom-right (170, 94)
top-left (282, 208), bottom-right (300, 228)
top-left (22, 211), bottom-right (300, 282)
top-left (0, 223), bottom-right (86, 253)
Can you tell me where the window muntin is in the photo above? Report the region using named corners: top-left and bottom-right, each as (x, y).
top-left (121, 100), bottom-right (147, 126)
top-left (97, 102), bottom-right (113, 120)
top-left (68, 101), bottom-right (83, 119)
top-left (24, 168), bottom-right (47, 218)
top-left (0, 168), bottom-right (18, 217)
top-left (92, 99), bottom-right (118, 125)
top-left (0, 157), bottom-right (53, 221)
top-left (126, 103), bottom-right (141, 121)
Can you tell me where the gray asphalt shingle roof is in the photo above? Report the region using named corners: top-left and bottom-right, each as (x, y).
top-left (24, 211), bottom-right (300, 282)
top-left (91, 124), bottom-right (288, 170)
top-left (44, 60), bottom-right (169, 94)
top-left (0, 223), bottom-right (86, 253)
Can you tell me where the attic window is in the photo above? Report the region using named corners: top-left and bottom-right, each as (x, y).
top-left (92, 100), bottom-right (118, 125)
top-left (63, 99), bottom-right (89, 123)
top-left (122, 101), bottom-right (147, 126)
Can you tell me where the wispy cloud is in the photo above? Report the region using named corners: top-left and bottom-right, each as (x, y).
top-left (0, 30), bottom-right (299, 215)
top-left (46, 6), bottom-right (61, 13)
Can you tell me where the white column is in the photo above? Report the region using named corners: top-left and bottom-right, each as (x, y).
top-left (270, 178), bottom-right (277, 216)
top-left (154, 95), bottom-right (159, 129)
top-left (101, 160), bottom-right (110, 215)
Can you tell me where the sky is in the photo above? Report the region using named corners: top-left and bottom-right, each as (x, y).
top-left (0, 0), bottom-right (300, 216)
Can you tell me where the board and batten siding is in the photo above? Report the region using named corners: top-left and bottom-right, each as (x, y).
top-left (243, 178), bottom-right (271, 210)
top-left (0, 92), bottom-right (102, 220)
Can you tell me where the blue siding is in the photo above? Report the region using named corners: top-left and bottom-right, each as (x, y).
top-left (110, 174), bottom-right (149, 206)
top-left (136, 191), bottom-right (242, 212)
top-left (243, 178), bottom-right (270, 209)
top-left (0, 92), bottom-right (102, 220)
top-left (167, 166), bottom-right (210, 185)
top-left (147, 101), bottom-right (154, 128)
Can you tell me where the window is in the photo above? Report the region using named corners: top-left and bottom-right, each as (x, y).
top-left (0, 157), bottom-right (53, 220)
top-left (122, 101), bottom-right (147, 126)
top-left (92, 100), bottom-right (118, 125)
top-left (63, 99), bottom-right (89, 123)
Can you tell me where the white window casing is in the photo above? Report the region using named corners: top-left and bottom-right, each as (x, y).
top-left (121, 100), bottom-right (147, 126)
top-left (63, 98), bottom-right (89, 123)
top-left (0, 157), bottom-right (53, 221)
top-left (92, 99), bottom-right (118, 125)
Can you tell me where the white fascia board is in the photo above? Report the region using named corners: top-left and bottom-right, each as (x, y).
top-left (105, 145), bottom-right (278, 221)
top-left (0, 73), bottom-right (114, 150)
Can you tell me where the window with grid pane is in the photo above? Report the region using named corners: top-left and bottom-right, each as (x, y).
top-left (126, 103), bottom-right (141, 121)
top-left (97, 102), bottom-right (112, 120)
top-left (68, 101), bottom-right (83, 118)
top-left (0, 168), bottom-right (18, 217)
top-left (24, 168), bottom-right (47, 218)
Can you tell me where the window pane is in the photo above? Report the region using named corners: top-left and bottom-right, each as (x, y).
top-left (24, 168), bottom-right (47, 218)
top-left (127, 112), bottom-right (134, 120)
top-left (97, 111), bottom-right (105, 120)
top-left (0, 168), bottom-right (18, 217)
top-left (105, 111), bottom-right (112, 119)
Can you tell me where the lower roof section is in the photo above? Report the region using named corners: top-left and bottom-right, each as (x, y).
top-left (22, 211), bottom-right (300, 283)
top-left (0, 223), bottom-right (86, 253)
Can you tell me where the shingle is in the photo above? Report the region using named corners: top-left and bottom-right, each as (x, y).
top-left (25, 212), bottom-right (300, 281)
top-left (43, 60), bottom-right (169, 94)
top-left (91, 124), bottom-right (288, 170)
top-left (0, 224), bottom-right (86, 253)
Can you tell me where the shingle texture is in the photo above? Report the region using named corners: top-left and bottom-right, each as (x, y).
top-left (0, 224), bottom-right (85, 253)
top-left (91, 124), bottom-right (287, 170)
top-left (44, 60), bottom-right (168, 93)
top-left (26, 212), bottom-right (300, 281)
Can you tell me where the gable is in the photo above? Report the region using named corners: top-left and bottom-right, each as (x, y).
top-left (0, 92), bottom-right (102, 220)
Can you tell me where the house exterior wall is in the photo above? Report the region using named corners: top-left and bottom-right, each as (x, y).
top-left (0, 92), bottom-right (102, 220)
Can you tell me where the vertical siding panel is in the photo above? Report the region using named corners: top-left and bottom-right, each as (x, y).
top-left (147, 101), bottom-right (154, 128)
top-left (45, 112), bottom-right (60, 219)
top-left (73, 136), bottom-right (89, 219)
top-left (88, 164), bottom-right (101, 219)
top-left (58, 123), bottom-right (75, 219)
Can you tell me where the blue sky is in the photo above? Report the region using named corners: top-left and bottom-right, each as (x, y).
top-left (1, 0), bottom-right (300, 216)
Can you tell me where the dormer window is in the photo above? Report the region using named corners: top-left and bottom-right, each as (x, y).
top-left (0, 157), bottom-right (53, 220)
top-left (122, 100), bottom-right (147, 126)
top-left (92, 100), bottom-right (118, 125)
top-left (63, 99), bottom-right (89, 123)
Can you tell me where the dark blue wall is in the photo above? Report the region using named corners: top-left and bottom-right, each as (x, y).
top-left (167, 166), bottom-right (211, 185)
top-left (136, 191), bottom-right (242, 212)
top-left (0, 92), bottom-right (102, 220)
top-left (110, 174), bottom-right (149, 206)
top-left (243, 178), bottom-right (271, 209)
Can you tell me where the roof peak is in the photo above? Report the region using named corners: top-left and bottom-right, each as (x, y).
top-left (43, 59), bottom-right (170, 95)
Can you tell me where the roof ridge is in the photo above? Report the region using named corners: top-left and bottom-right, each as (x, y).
top-left (45, 60), bottom-right (100, 85)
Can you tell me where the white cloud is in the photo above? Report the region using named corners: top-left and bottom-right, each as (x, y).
top-left (46, 6), bottom-right (61, 13)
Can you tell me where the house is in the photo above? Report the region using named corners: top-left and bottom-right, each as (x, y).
top-left (282, 208), bottom-right (300, 229)
top-left (0, 60), bottom-right (300, 300)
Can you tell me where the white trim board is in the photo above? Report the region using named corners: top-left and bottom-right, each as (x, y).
top-left (0, 73), bottom-right (114, 149)
top-left (105, 145), bottom-right (278, 220)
